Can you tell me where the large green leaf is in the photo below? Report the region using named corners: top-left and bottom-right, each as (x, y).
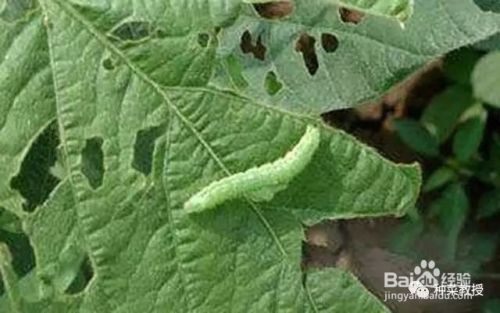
top-left (213, 0), bottom-right (500, 114)
top-left (4, 0), bottom-right (486, 311)
top-left (0, 0), bottom-right (422, 312)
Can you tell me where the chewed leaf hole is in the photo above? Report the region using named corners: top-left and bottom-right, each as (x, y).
top-left (0, 229), bottom-right (36, 295)
top-left (155, 28), bottom-right (167, 38)
top-left (132, 125), bottom-right (164, 176)
top-left (102, 58), bottom-right (115, 70)
top-left (65, 255), bottom-right (93, 295)
top-left (0, 0), bottom-right (36, 22)
top-left (10, 122), bottom-right (60, 212)
top-left (240, 30), bottom-right (266, 61)
top-left (473, 0), bottom-right (500, 12)
top-left (198, 33), bottom-right (210, 48)
top-left (302, 221), bottom-right (346, 269)
top-left (339, 7), bottom-right (365, 24)
top-left (81, 137), bottom-right (104, 189)
top-left (295, 33), bottom-right (319, 76)
top-left (264, 71), bottom-right (283, 95)
top-left (321, 33), bottom-right (339, 53)
top-left (253, 1), bottom-right (293, 19)
top-left (109, 21), bottom-right (152, 42)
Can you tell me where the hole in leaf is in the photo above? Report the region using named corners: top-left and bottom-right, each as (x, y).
top-left (65, 255), bottom-right (93, 295)
top-left (295, 33), bottom-right (319, 76)
top-left (0, 0), bottom-right (36, 22)
top-left (474, 0), bottom-right (500, 13)
top-left (102, 58), bottom-right (115, 70)
top-left (0, 228), bottom-right (36, 295)
top-left (264, 71), bottom-right (283, 95)
top-left (132, 125), bottom-right (164, 176)
top-left (197, 33), bottom-right (210, 48)
top-left (81, 137), bottom-right (104, 189)
top-left (253, 1), bottom-right (293, 19)
top-left (302, 221), bottom-right (347, 269)
top-left (321, 33), bottom-right (339, 53)
top-left (240, 30), bottom-right (266, 61)
top-left (10, 122), bottom-right (60, 212)
top-left (155, 28), bottom-right (167, 38)
top-left (110, 21), bottom-right (152, 42)
top-left (339, 7), bottom-right (365, 24)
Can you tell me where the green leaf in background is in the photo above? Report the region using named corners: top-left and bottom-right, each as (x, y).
top-left (389, 214), bottom-right (497, 273)
top-left (472, 51), bottom-right (500, 108)
top-left (475, 32), bottom-right (500, 51)
top-left (0, 0), bottom-right (422, 311)
top-left (214, 0), bottom-right (500, 114)
top-left (476, 132), bottom-right (500, 186)
top-left (455, 233), bottom-right (498, 274)
top-left (421, 86), bottom-right (475, 143)
top-left (488, 133), bottom-right (500, 174)
top-left (329, 0), bottom-right (414, 23)
top-left (477, 190), bottom-right (500, 219)
top-left (443, 48), bottom-right (483, 85)
top-left (423, 166), bottom-right (458, 192)
top-left (452, 104), bottom-right (488, 162)
top-left (389, 210), bottom-right (424, 258)
top-left (394, 118), bottom-right (440, 157)
top-left (429, 184), bottom-right (469, 261)
top-left (483, 299), bottom-right (500, 313)
top-left (453, 120), bottom-right (483, 161)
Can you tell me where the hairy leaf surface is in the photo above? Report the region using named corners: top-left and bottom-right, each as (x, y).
top-left (10, 0), bottom-right (500, 312)
top-left (213, 0), bottom-right (500, 113)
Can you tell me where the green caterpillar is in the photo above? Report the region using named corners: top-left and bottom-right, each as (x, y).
top-left (184, 125), bottom-right (320, 214)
